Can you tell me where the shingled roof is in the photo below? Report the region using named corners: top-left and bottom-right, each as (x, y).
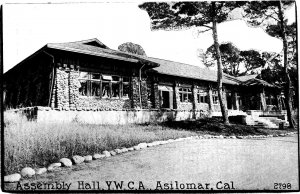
top-left (47, 39), bottom-right (160, 67)
top-left (148, 57), bottom-right (241, 85)
top-left (46, 38), bottom-right (274, 87)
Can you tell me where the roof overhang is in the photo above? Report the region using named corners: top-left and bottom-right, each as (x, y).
top-left (47, 44), bottom-right (140, 63)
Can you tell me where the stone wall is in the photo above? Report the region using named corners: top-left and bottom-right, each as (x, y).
top-left (52, 67), bottom-right (135, 110)
top-left (14, 107), bottom-right (209, 124)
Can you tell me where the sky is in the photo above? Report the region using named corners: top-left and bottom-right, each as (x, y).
top-left (3, 1), bottom-right (296, 73)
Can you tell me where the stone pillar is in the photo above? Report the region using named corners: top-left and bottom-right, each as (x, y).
top-left (232, 91), bottom-right (238, 110)
top-left (260, 87), bottom-right (267, 111)
top-left (223, 87), bottom-right (228, 110)
top-left (208, 84), bottom-right (214, 112)
top-left (153, 82), bottom-right (160, 109)
top-left (131, 76), bottom-right (140, 109)
top-left (192, 85), bottom-right (197, 110)
top-left (172, 83), bottom-right (177, 109)
top-left (140, 78), bottom-right (149, 109)
top-left (174, 83), bottom-right (181, 110)
top-left (69, 67), bottom-right (81, 110)
top-left (277, 94), bottom-right (282, 111)
top-left (50, 75), bottom-right (56, 109)
top-left (56, 68), bottom-right (70, 110)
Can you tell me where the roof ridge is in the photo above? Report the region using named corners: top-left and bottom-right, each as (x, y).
top-left (48, 38), bottom-right (109, 49)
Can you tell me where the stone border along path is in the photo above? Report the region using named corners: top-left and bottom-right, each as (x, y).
top-left (4, 131), bottom-right (298, 183)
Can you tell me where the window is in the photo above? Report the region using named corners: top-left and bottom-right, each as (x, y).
top-left (196, 89), bottom-right (208, 103)
top-left (179, 87), bottom-right (192, 102)
top-left (78, 72), bottom-right (89, 96)
top-left (212, 90), bottom-right (219, 104)
top-left (78, 71), bottom-right (129, 99)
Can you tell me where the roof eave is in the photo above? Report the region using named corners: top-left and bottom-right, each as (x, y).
top-left (46, 44), bottom-right (140, 63)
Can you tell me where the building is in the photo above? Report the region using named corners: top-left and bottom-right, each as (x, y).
top-left (3, 38), bottom-right (286, 125)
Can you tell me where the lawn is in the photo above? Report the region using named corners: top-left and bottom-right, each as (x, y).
top-left (3, 111), bottom-right (197, 175)
top-left (4, 111), bottom-right (297, 175)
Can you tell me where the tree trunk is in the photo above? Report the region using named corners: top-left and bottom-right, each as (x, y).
top-left (212, 2), bottom-right (229, 125)
top-left (278, 1), bottom-right (295, 129)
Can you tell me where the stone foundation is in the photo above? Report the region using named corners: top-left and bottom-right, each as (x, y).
top-left (10, 107), bottom-right (210, 125)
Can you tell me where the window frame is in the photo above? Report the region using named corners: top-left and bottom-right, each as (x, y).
top-left (196, 89), bottom-right (208, 104)
top-left (212, 90), bottom-right (219, 105)
top-left (78, 71), bottom-right (130, 99)
top-left (178, 87), bottom-right (192, 103)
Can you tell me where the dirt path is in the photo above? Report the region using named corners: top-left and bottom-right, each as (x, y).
top-left (5, 135), bottom-right (299, 191)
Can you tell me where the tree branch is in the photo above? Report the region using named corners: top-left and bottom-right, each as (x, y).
top-left (202, 24), bottom-right (213, 29)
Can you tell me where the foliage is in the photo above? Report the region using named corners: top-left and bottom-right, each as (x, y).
top-left (139, 2), bottom-right (245, 30)
top-left (118, 42), bottom-right (147, 56)
top-left (139, 2), bottom-right (246, 124)
top-left (204, 42), bottom-right (265, 76)
top-left (243, 1), bottom-right (296, 128)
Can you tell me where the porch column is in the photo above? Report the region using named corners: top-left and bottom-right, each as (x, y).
top-left (277, 94), bottom-right (282, 111)
top-left (208, 84), bottom-right (214, 112)
top-left (232, 91), bottom-right (238, 110)
top-left (153, 81), bottom-right (160, 109)
top-left (131, 76), bottom-right (140, 109)
top-left (260, 87), bottom-right (267, 111)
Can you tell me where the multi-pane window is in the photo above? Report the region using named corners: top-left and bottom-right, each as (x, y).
top-left (179, 87), bottom-right (192, 102)
top-left (212, 90), bottom-right (219, 104)
top-left (78, 71), bottom-right (130, 99)
top-left (196, 89), bottom-right (208, 103)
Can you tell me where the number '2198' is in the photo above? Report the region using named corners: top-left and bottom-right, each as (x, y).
top-left (274, 183), bottom-right (291, 189)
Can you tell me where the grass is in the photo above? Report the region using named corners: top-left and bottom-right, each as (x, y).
top-left (4, 111), bottom-right (197, 175)
top-left (4, 111), bottom-right (297, 176)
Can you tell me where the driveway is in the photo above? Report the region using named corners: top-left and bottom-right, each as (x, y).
top-left (5, 135), bottom-right (299, 191)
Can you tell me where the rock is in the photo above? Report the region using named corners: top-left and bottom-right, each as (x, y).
top-left (72, 155), bottom-right (85, 164)
top-left (219, 135), bottom-right (224, 139)
top-left (4, 173), bottom-right (21, 182)
top-left (230, 136), bottom-right (236, 139)
top-left (127, 147), bottom-right (134, 151)
top-left (121, 148), bottom-right (128, 152)
top-left (133, 146), bottom-right (140, 150)
top-left (109, 151), bottom-right (117, 156)
top-left (114, 149), bottom-right (122, 154)
top-left (147, 143), bottom-right (154, 147)
top-left (20, 167), bottom-right (35, 177)
top-left (47, 163), bottom-right (61, 171)
top-left (59, 158), bottom-right (72, 167)
top-left (93, 154), bottom-right (105, 160)
top-left (138, 143), bottom-right (148, 149)
top-left (273, 134), bottom-right (279, 137)
top-left (84, 155), bottom-right (93, 162)
top-left (160, 141), bottom-right (168, 145)
top-left (279, 133), bottom-right (285, 137)
top-left (198, 136), bottom-right (203, 139)
top-left (36, 168), bottom-right (47, 175)
top-left (102, 151), bottom-right (111, 157)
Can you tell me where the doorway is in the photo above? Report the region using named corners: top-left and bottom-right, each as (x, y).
top-left (161, 91), bottom-right (170, 108)
top-left (158, 85), bottom-right (173, 109)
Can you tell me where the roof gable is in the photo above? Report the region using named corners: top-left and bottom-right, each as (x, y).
top-left (69, 38), bottom-right (109, 49)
